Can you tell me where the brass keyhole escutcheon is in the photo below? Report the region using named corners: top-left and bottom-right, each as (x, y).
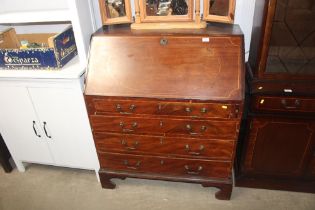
top-left (160, 38), bottom-right (168, 46)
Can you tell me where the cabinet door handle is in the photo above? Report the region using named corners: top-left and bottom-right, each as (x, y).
top-left (43, 122), bottom-right (52, 139)
top-left (32, 121), bottom-right (41, 138)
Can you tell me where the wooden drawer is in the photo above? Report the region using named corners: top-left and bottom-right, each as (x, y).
top-left (86, 97), bottom-right (240, 119)
top-left (252, 96), bottom-right (315, 114)
top-left (90, 115), bottom-right (239, 139)
top-left (99, 152), bottom-right (232, 179)
top-left (94, 132), bottom-right (236, 160)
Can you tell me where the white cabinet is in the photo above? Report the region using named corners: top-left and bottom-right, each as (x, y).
top-left (0, 0), bottom-right (100, 177)
top-left (0, 86), bottom-right (54, 165)
top-left (0, 80), bottom-right (99, 173)
top-left (28, 87), bottom-right (97, 169)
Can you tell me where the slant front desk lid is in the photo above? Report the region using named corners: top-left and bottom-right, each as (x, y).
top-left (85, 24), bottom-right (245, 101)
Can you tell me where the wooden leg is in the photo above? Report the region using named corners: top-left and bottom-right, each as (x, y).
top-left (99, 173), bottom-right (116, 189)
top-left (0, 157), bottom-right (13, 173)
top-left (214, 184), bottom-right (232, 200)
top-left (99, 172), bottom-right (126, 189)
top-left (202, 182), bottom-right (232, 200)
top-left (0, 135), bottom-right (13, 173)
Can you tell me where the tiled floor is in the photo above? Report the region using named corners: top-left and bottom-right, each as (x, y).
top-left (0, 164), bottom-right (314, 210)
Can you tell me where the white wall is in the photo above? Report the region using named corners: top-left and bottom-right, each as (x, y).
top-left (0, 0), bottom-right (68, 12)
top-left (234, 0), bottom-right (256, 61)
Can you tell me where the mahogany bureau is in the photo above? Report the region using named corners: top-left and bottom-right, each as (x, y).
top-left (84, 24), bottom-right (245, 200)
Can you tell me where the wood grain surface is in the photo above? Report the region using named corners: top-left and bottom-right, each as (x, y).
top-left (90, 115), bottom-right (239, 139)
top-left (85, 25), bottom-right (244, 101)
top-left (94, 132), bottom-right (236, 160)
top-left (99, 152), bottom-right (232, 179)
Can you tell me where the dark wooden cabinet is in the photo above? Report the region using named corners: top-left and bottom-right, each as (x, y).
top-left (242, 117), bottom-right (315, 178)
top-left (0, 134), bottom-right (13, 173)
top-left (85, 24), bottom-right (245, 200)
top-left (236, 0), bottom-right (315, 193)
top-left (248, 0), bottom-right (315, 80)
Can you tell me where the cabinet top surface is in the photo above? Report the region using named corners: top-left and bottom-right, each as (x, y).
top-left (85, 24), bottom-right (245, 101)
top-left (93, 23), bottom-right (244, 37)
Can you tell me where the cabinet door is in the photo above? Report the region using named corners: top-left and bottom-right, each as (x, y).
top-left (0, 86), bottom-right (53, 164)
top-left (28, 87), bottom-right (97, 169)
top-left (242, 117), bottom-right (315, 178)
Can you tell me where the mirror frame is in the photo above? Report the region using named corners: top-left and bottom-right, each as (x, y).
top-left (98, 0), bottom-right (133, 25)
top-left (203, 0), bottom-right (236, 24)
top-left (138, 0), bottom-right (193, 23)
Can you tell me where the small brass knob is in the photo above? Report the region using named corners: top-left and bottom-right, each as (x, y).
top-left (201, 125), bottom-right (207, 131)
top-left (200, 107), bottom-right (207, 113)
top-left (185, 107), bottom-right (192, 113)
top-left (132, 122), bottom-right (138, 128)
top-left (129, 104), bottom-right (136, 111)
top-left (116, 104), bottom-right (122, 111)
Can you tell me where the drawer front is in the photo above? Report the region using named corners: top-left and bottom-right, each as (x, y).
top-left (94, 132), bottom-right (236, 160)
top-left (88, 97), bottom-right (239, 119)
top-left (99, 152), bottom-right (232, 179)
top-left (90, 116), bottom-right (239, 139)
top-left (253, 96), bottom-right (315, 114)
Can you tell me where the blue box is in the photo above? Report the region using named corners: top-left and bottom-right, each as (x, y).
top-left (0, 26), bottom-right (77, 70)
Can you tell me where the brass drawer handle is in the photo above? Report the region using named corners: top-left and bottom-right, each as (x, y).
top-left (121, 140), bottom-right (139, 150)
top-left (116, 104), bottom-right (136, 114)
top-left (185, 144), bottom-right (205, 155)
top-left (184, 165), bottom-right (203, 175)
top-left (186, 124), bottom-right (207, 135)
top-left (123, 160), bottom-right (141, 170)
top-left (281, 99), bottom-right (300, 110)
top-left (119, 122), bottom-right (138, 133)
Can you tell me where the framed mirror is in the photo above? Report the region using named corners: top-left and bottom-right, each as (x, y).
top-left (139, 0), bottom-right (193, 22)
top-left (98, 0), bottom-right (132, 25)
top-left (203, 0), bottom-right (235, 24)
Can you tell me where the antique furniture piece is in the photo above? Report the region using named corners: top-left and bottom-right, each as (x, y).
top-left (235, 0), bottom-right (315, 192)
top-left (203, 0), bottom-right (236, 24)
top-left (0, 0), bottom-right (99, 177)
top-left (98, 0), bottom-right (132, 25)
top-left (85, 24), bottom-right (245, 200)
top-left (0, 134), bottom-right (13, 173)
